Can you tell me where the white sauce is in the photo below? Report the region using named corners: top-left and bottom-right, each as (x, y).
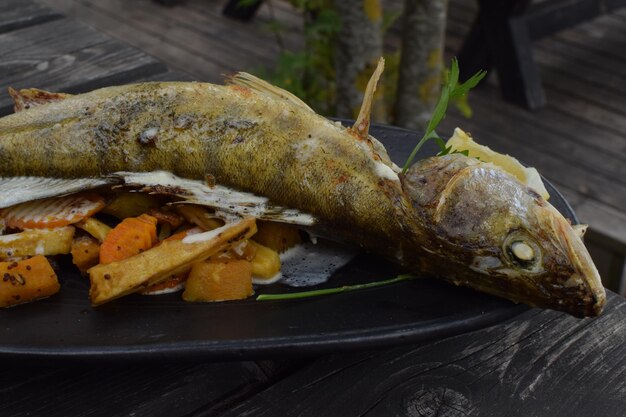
top-left (276, 240), bottom-right (357, 287)
top-left (182, 224), bottom-right (228, 244)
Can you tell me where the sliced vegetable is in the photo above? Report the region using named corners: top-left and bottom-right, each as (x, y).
top-left (0, 226), bottom-right (75, 259)
top-left (253, 221), bottom-right (301, 253)
top-left (71, 235), bottom-right (101, 275)
top-left (0, 255), bottom-right (60, 308)
top-left (249, 241), bottom-right (281, 280)
top-left (182, 260), bottom-right (253, 302)
top-left (99, 214), bottom-right (158, 264)
top-left (1, 193), bottom-right (105, 229)
top-left (88, 217), bottom-right (257, 305)
top-left (76, 217), bottom-right (112, 242)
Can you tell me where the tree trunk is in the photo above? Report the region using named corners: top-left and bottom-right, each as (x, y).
top-left (394, 0), bottom-right (448, 130)
top-left (333, 0), bottom-right (384, 121)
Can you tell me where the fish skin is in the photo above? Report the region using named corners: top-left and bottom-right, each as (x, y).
top-left (0, 82), bottom-right (605, 317)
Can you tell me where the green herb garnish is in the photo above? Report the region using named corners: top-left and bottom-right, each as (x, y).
top-left (256, 273), bottom-right (417, 301)
top-left (401, 58), bottom-right (487, 174)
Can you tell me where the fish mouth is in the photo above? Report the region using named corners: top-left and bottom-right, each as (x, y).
top-left (554, 217), bottom-right (606, 316)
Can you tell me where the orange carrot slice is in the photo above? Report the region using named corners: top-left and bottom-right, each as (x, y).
top-left (1, 193), bottom-right (105, 230)
top-left (99, 214), bottom-right (158, 264)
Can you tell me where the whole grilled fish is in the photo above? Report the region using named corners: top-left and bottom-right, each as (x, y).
top-left (0, 69), bottom-right (605, 317)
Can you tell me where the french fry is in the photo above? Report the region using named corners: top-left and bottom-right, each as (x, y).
top-left (0, 226), bottom-right (75, 259)
top-left (76, 217), bottom-right (112, 242)
top-left (71, 235), bottom-right (101, 275)
top-left (88, 217), bottom-right (257, 306)
top-left (182, 260), bottom-right (253, 302)
top-left (0, 256), bottom-right (60, 307)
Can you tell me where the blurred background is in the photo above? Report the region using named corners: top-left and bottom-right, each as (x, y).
top-left (30, 0), bottom-right (626, 293)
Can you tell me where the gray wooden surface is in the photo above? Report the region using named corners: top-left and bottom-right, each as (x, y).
top-left (1, 1), bottom-right (625, 416)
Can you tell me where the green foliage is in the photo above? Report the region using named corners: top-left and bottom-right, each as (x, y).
top-left (401, 58), bottom-right (486, 174)
top-left (248, 0), bottom-right (340, 114)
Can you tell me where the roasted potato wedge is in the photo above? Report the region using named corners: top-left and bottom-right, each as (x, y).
top-left (0, 226), bottom-right (74, 259)
top-left (182, 260), bottom-right (253, 302)
top-left (0, 256), bottom-right (60, 307)
top-left (88, 217), bottom-right (256, 305)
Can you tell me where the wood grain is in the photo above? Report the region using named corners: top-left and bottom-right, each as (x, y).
top-left (222, 293), bottom-right (626, 417)
top-left (0, 361), bottom-right (272, 417)
top-left (0, 18), bottom-right (165, 115)
top-left (0, 0), bottom-right (62, 34)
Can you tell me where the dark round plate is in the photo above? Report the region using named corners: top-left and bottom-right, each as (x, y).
top-left (0, 124), bottom-right (576, 361)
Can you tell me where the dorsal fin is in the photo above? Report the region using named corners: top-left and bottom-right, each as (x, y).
top-left (352, 57), bottom-right (385, 139)
top-left (8, 87), bottom-right (72, 112)
top-left (226, 72), bottom-right (314, 113)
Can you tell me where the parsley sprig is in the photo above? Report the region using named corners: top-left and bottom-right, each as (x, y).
top-left (401, 58), bottom-right (487, 174)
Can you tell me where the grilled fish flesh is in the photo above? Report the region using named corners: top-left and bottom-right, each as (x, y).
top-left (0, 66), bottom-right (605, 317)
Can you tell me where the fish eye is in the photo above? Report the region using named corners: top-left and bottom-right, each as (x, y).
top-left (503, 231), bottom-right (541, 270)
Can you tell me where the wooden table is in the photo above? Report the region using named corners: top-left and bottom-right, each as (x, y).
top-left (1, 2), bottom-right (626, 415)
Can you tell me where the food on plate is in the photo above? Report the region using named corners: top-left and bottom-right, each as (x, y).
top-left (88, 217), bottom-right (256, 305)
top-left (182, 260), bottom-right (253, 302)
top-left (0, 255), bottom-right (60, 307)
top-left (0, 63), bottom-right (605, 316)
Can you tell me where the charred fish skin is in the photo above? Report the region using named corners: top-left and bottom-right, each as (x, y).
top-left (0, 81), bottom-right (605, 317)
top-left (402, 154), bottom-right (605, 317)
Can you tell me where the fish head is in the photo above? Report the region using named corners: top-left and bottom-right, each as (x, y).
top-left (402, 154), bottom-right (605, 317)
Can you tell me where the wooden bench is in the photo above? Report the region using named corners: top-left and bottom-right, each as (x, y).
top-left (458, 0), bottom-right (626, 110)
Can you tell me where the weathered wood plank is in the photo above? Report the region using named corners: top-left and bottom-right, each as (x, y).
top-left (0, 361), bottom-right (271, 417)
top-left (0, 0), bottom-right (62, 34)
top-left (222, 293), bottom-right (626, 417)
top-left (0, 18), bottom-right (166, 115)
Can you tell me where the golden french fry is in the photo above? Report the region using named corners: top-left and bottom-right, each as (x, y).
top-left (76, 217), bottom-right (112, 242)
top-left (88, 217), bottom-right (256, 306)
top-left (71, 235), bottom-right (101, 275)
top-left (0, 226), bottom-right (75, 259)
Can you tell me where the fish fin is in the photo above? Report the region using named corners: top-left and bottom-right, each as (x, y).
top-left (113, 171), bottom-right (317, 226)
top-left (226, 72), bottom-right (315, 113)
top-left (0, 177), bottom-right (116, 209)
top-left (352, 57), bottom-right (384, 139)
top-left (573, 224), bottom-right (588, 239)
top-left (8, 87), bottom-right (73, 113)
